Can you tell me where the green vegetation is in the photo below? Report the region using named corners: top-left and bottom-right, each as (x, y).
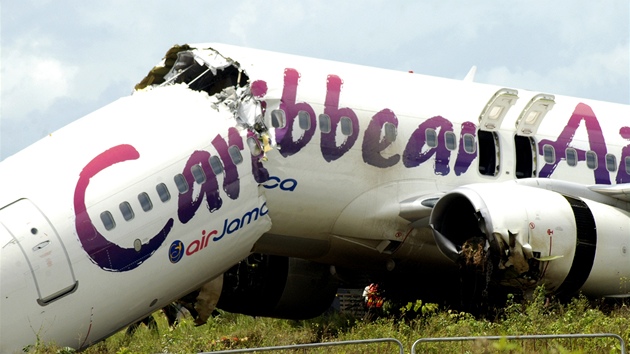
top-left (28, 290), bottom-right (628, 353)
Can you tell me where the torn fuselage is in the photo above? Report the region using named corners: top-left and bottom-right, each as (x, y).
top-left (136, 44), bottom-right (273, 151)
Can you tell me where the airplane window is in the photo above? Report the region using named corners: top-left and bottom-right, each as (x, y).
top-left (425, 129), bottom-right (437, 148)
top-left (586, 151), bottom-right (597, 170)
top-left (138, 192), bottom-right (153, 212)
top-left (270, 110), bottom-right (286, 128)
top-left (463, 134), bottom-right (476, 154)
top-left (228, 146), bottom-right (243, 165)
top-left (445, 131), bottom-right (456, 151)
top-left (119, 202), bottom-right (135, 221)
top-left (156, 183), bottom-right (171, 202)
top-left (543, 144), bottom-right (555, 164)
top-left (174, 174), bottom-right (189, 194)
top-left (100, 211), bottom-right (116, 231)
top-left (565, 148), bottom-right (578, 167)
top-left (340, 116), bottom-right (352, 136)
top-left (209, 155), bottom-right (224, 175)
top-left (383, 122), bottom-right (397, 143)
top-left (319, 114), bottom-right (331, 133)
top-left (606, 154), bottom-right (617, 172)
top-left (191, 164), bottom-right (206, 184)
top-left (298, 110), bottom-right (311, 130)
top-left (247, 137), bottom-right (262, 156)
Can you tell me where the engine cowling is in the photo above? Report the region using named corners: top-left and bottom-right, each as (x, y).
top-left (430, 181), bottom-right (630, 299)
top-left (217, 254), bottom-right (339, 319)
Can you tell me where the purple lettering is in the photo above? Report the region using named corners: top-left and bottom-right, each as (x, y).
top-left (539, 103), bottom-right (610, 184)
top-left (403, 116), bottom-right (453, 175)
top-left (321, 75), bottom-right (360, 162)
top-left (276, 68), bottom-right (317, 157)
top-left (177, 150), bottom-right (222, 224)
top-left (74, 144), bottom-right (173, 272)
top-left (211, 127), bottom-right (244, 199)
top-left (251, 80), bottom-right (268, 117)
top-left (362, 109), bottom-right (400, 168)
top-left (454, 122), bottom-right (477, 176)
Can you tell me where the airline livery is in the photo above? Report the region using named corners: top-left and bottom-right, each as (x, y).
top-left (1, 43), bottom-right (629, 352)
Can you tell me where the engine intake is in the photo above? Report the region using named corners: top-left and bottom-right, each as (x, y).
top-left (430, 181), bottom-right (630, 299)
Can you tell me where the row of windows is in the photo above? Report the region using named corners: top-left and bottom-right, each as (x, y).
top-left (271, 109), bottom-right (486, 155)
top-left (425, 129), bottom-right (478, 154)
top-left (99, 144), bottom-right (247, 232)
top-left (271, 110), bottom-right (626, 175)
top-left (100, 183), bottom-right (171, 231)
top-left (272, 109), bottom-right (398, 141)
top-left (542, 144), bottom-right (621, 172)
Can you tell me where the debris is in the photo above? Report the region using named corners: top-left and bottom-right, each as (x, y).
top-left (135, 44), bottom-right (275, 159)
top-left (460, 236), bottom-right (487, 271)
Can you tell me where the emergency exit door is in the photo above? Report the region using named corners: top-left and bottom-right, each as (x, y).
top-left (0, 199), bottom-right (77, 305)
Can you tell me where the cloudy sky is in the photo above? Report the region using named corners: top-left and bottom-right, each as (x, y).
top-left (1, 1), bottom-right (628, 160)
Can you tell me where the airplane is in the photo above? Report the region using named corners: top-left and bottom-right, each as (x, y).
top-left (1, 43), bottom-right (629, 352)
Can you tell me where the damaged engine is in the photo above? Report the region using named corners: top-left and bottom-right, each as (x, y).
top-left (430, 180), bottom-right (630, 308)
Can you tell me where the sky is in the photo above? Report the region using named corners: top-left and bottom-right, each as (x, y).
top-left (1, 1), bottom-right (629, 160)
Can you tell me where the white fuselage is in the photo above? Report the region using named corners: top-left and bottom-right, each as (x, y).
top-left (1, 43), bottom-right (628, 352)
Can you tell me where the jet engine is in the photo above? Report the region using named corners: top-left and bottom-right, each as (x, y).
top-left (429, 181), bottom-right (630, 301)
top-left (217, 254), bottom-right (339, 319)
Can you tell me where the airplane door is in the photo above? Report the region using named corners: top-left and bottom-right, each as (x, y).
top-left (0, 199), bottom-right (77, 305)
top-left (514, 135), bottom-right (537, 178)
top-left (513, 94), bottom-right (555, 179)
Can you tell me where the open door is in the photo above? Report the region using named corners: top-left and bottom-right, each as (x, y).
top-left (513, 94), bottom-right (555, 179)
top-left (515, 94), bottom-right (555, 136)
top-left (477, 89), bottom-right (518, 177)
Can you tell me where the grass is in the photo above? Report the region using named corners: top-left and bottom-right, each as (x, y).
top-left (27, 290), bottom-right (629, 353)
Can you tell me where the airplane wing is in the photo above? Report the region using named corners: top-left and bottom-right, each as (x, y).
top-left (589, 183), bottom-right (630, 202)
